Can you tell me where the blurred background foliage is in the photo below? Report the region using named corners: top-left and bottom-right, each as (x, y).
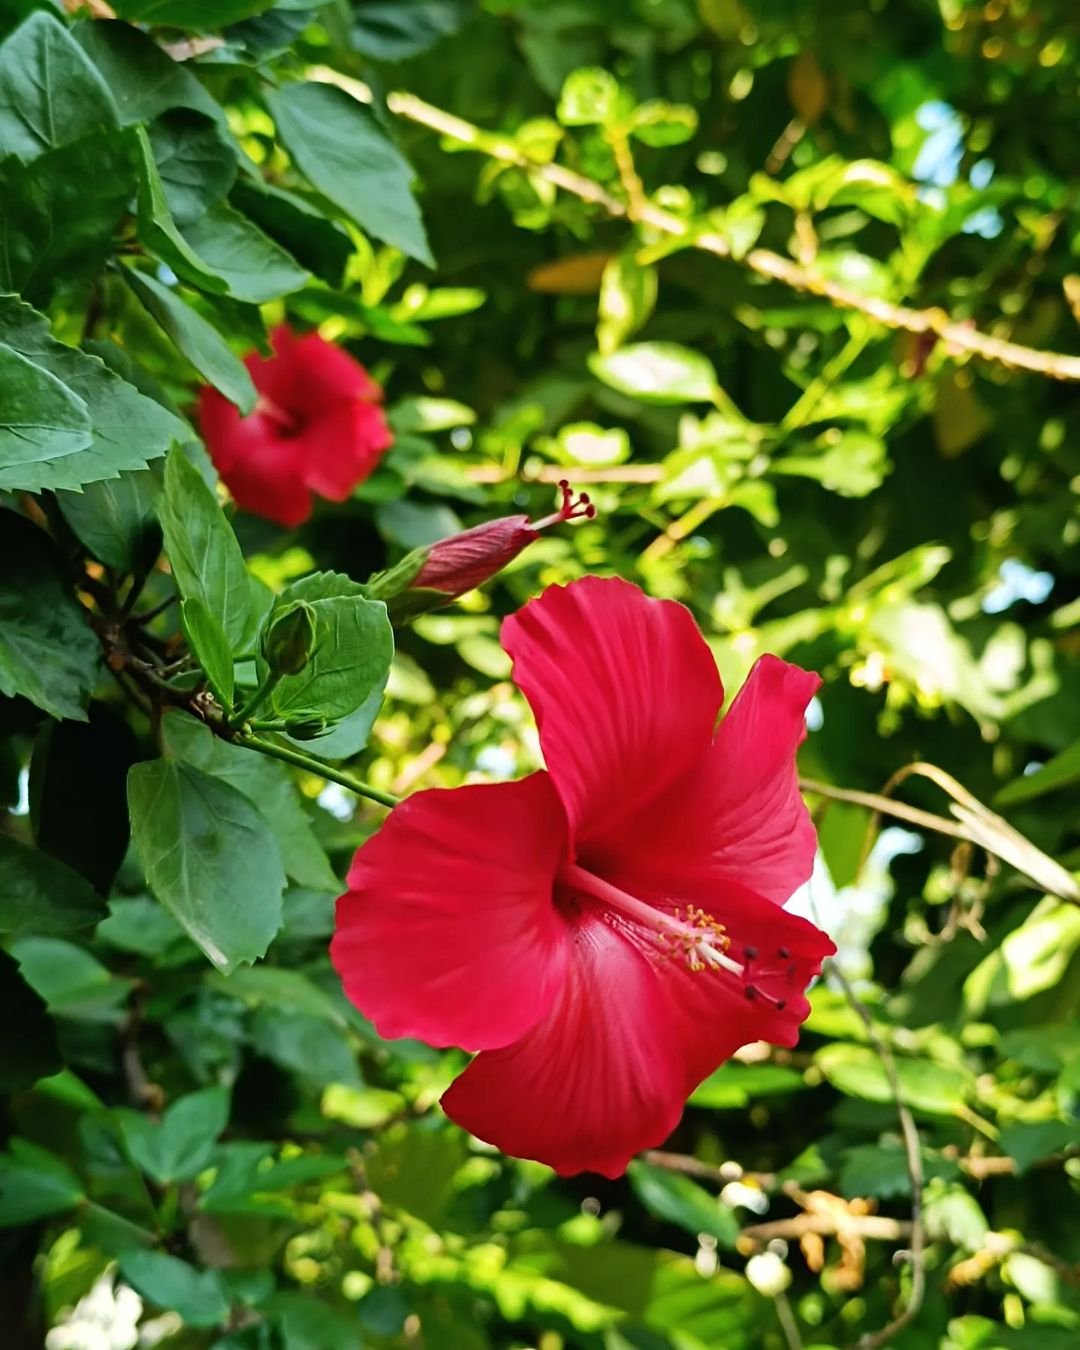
top-left (1, 0), bottom-right (1080, 1347)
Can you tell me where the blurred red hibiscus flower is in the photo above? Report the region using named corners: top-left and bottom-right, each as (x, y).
top-left (197, 325), bottom-right (392, 528)
top-left (332, 576), bottom-right (835, 1177)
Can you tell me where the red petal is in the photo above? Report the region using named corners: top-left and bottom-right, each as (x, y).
top-left (502, 576), bottom-right (723, 849)
top-left (254, 326), bottom-right (383, 416)
top-left (441, 910), bottom-right (685, 1178)
top-left (332, 774), bottom-right (570, 1053)
top-left (299, 401), bottom-right (393, 501)
top-left (641, 882), bottom-right (835, 1092)
top-left (593, 654), bottom-right (820, 907)
top-left (197, 388), bottom-right (311, 527)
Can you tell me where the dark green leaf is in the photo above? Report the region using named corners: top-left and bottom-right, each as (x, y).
top-left (127, 757), bottom-right (286, 971)
top-left (266, 81), bottom-right (433, 266)
top-left (56, 469), bottom-right (162, 573)
top-left (0, 948), bottom-right (61, 1092)
top-left (112, 0), bottom-right (276, 23)
top-left (118, 1250), bottom-right (230, 1329)
top-left (180, 597), bottom-right (235, 707)
top-left (0, 1139), bottom-right (83, 1227)
top-left (162, 710), bottom-right (338, 892)
top-left (352, 1), bottom-right (471, 61)
top-left (135, 126), bottom-right (310, 304)
top-left (231, 177), bottom-right (352, 287)
top-left (999, 1120), bottom-right (1080, 1176)
top-left (996, 737), bottom-right (1080, 807)
top-left (0, 511), bottom-right (100, 720)
top-left (260, 571), bottom-right (394, 723)
top-left (0, 342), bottom-right (91, 472)
top-left (117, 1087), bottom-right (230, 1184)
top-left (0, 11), bottom-right (116, 161)
top-left (149, 109), bottom-right (238, 227)
top-left (159, 446), bottom-right (252, 651)
top-left (124, 268), bottom-right (255, 413)
top-left (74, 19), bottom-right (224, 126)
top-left (0, 129), bottom-right (139, 304)
top-left (12, 935), bottom-right (131, 1019)
top-left (0, 295), bottom-right (186, 492)
top-left (30, 703), bottom-right (139, 896)
top-left (628, 1161), bottom-right (739, 1245)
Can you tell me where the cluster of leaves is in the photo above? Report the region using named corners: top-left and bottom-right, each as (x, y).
top-left (1, 1), bottom-right (1079, 1349)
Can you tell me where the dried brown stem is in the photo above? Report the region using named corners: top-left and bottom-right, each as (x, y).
top-left (386, 92), bottom-right (1080, 383)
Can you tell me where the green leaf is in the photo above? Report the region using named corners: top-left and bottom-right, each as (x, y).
top-left (127, 757), bottom-right (286, 971)
top-left (266, 81), bottom-right (433, 266)
top-left (0, 511), bottom-right (100, 720)
top-left (162, 710), bottom-right (338, 892)
top-left (998, 1120), bottom-right (1080, 1176)
top-left (180, 597), bottom-right (235, 707)
top-left (589, 342), bottom-right (719, 404)
top-left (74, 18), bottom-right (224, 126)
top-left (231, 177), bottom-right (352, 287)
top-left (125, 270), bottom-right (255, 410)
top-left (56, 469), bottom-right (162, 573)
top-left (0, 835), bottom-right (104, 936)
top-left (160, 446), bottom-right (252, 651)
top-left (30, 703), bottom-right (139, 896)
top-left (260, 572), bottom-right (394, 723)
top-left (772, 432), bottom-right (890, 498)
top-left (839, 1143), bottom-right (960, 1199)
top-left (207, 965), bottom-right (346, 1025)
top-left (597, 253), bottom-right (657, 356)
top-left (135, 126), bottom-right (309, 304)
top-left (0, 948), bottom-right (61, 1092)
top-left (628, 1161), bottom-right (739, 1245)
top-left (557, 67), bottom-right (624, 127)
top-left (689, 1062), bottom-right (806, 1109)
top-left (117, 1250), bottom-right (230, 1329)
top-left (0, 342), bottom-right (91, 471)
top-left (0, 11), bottom-right (117, 161)
top-left (0, 1140), bottom-right (84, 1227)
top-left (12, 935), bottom-right (131, 1020)
top-left (352, 1), bottom-right (471, 61)
top-left (816, 1043), bottom-right (972, 1115)
top-left (629, 100), bottom-right (699, 147)
top-left (116, 1087), bottom-right (230, 1184)
top-left (995, 736), bottom-right (1080, 807)
top-left (112, 0), bottom-right (276, 23)
top-left (0, 295), bottom-right (186, 492)
top-left (149, 109), bottom-right (238, 227)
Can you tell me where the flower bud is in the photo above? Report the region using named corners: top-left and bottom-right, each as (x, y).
top-left (263, 601), bottom-right (318, 676)
top-left (367, 481), bottom-right (596, 621)
top-left (745, 1252), bottom-right (792, 1298)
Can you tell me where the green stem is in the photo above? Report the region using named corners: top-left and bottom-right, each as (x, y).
top-left (240, 733), bottom-right (399, 809)
top-left (229, 671), bottom-right (283, 729)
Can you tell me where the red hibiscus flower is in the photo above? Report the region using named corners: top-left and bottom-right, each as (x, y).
top-left (332, 577), bottom-right (834, 1177)
top-left (197, 325), bottom-right (392, 528)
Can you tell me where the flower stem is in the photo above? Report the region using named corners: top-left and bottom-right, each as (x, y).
top-left (240, 733), bottom-right (399, 809)
top-left (229, 672), bottom-right (283, 729)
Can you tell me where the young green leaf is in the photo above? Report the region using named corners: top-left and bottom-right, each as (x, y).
top-left (589, 342), bottom-right (719, 405)
top-left (116, 1087), bottom-right (230, 1184)
top-left (159, 447), bottom-right (252, 651)
top-left (266, 81), bottom-right (433, 267)
top-left (180, 597), bottom-right (235, 707)
top-left (127, 758), bottom-right (286, 971)
top-left (259, 572), bottom-right (394, 723)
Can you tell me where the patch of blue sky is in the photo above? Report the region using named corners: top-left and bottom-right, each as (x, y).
top-left (982, 558), bottom-right (1055, 615)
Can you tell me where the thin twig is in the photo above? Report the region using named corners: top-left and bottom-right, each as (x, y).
top-left (240, 733), bottom-right (399, 809)
top-left (385, 91), bottom-right (1080, 383)
top-left (828, 965), bottom-right (925, 1350)
top-left (798, 778), bottom-right (968, 840)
